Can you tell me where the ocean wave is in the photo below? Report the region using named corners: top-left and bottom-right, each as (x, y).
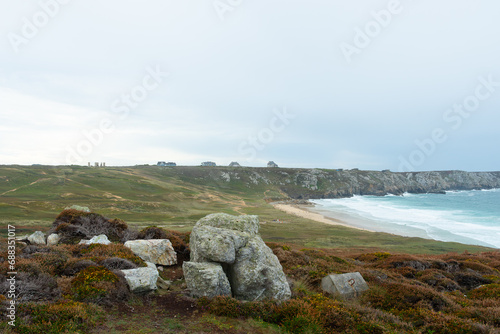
top-left (312, 191), bottom-right (500, 248)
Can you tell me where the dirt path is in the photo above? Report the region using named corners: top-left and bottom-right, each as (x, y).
top-left (0, 178), bottom-right (50, 196)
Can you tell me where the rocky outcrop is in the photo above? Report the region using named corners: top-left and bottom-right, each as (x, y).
top-left (124, 239), bottom-right (177, 266)
top-left (121, 262), bottom-right (159, 293)
top-left (184, 213), bottom-right (291, 301)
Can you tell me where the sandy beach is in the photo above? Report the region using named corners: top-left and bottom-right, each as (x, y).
top-left (272, 203), bottom-right (370, 231)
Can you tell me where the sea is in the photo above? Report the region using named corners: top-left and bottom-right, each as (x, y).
top-left (310, 189), bottom-right (500, 249)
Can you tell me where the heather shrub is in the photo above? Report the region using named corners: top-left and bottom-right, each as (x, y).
top-left (356, 252), bottom-right (391, 263)
top-left (383, 255), bottom-right (431, 271)
top-left (460, 260), bottom-right (497, 274)
top-left (30, 252), bottom-right (68, 275)
top-left (10, 300), bottom-right (103, 334)
top-left (456, 305), bottom-right (500, 327)
top-left (419, 269), bottom-right (460, 292)
top-left (70, 265), bottom-right (129, 304)
top-left (78, 243), bottom-right (146, 267)
top-left (362, 282), bottom-right (452, 312)
top-left (11, 258), bottom-right (42, 276)
top-left (468, 283), bottom-right (500, 300)
top-left (453, 272), bottom-right (492, 290)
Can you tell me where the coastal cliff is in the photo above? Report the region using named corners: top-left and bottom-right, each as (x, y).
top-left (181, 167), bottom-right (500, 200)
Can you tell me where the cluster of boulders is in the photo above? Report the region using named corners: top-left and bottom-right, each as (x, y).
top-left (17, 230), bottom-right (176, 294)
top-left (183, 213), bottom-right (291, 301)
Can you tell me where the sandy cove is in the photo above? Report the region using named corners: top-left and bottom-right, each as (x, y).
top-left (271, 203), bottom-right (370, 231)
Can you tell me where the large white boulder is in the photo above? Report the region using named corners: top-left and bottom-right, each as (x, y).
top-left (121, 262), bottom-right (159, 293)
top-left (28, 231), bottom-right (46, 245)
top-left (124, 239), bottom-right (177, 266)
top-left (184, 213), bottom-right (291, 302)
top-left (78, 234), bottom-right (111, 245)
top-left (182, 262), bottom-right (231, 298)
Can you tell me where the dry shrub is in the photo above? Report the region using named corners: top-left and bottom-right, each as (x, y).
top-left (0, 272), bottom-right (60, 302)
top-left (101, 257), bottom-right (137, 270)
top-left (137, 226), bottom-right (168, 239)
top-left (14, 258), bottom-right (42, 276)
top-left (61, 259), bottom-right (98, 276)
top-left (49, 209), bottom-right (131, 243)
top-left (30, 252), bottom-right (68, 275)
top-left (54, 223), bottom-right (87, 244)
top-left (22, 244), bottom-right (52, 255)
top-left (57, 276), bottom-right (73, 296)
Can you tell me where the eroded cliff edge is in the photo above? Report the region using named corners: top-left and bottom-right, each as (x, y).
top-left (178, 168), bottom-right (500, 200)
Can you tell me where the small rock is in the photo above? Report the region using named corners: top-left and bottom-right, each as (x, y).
top-left (47, 233), bottom-right (61, 246)
top-left (124, 239), bottom-right (177, 266)
top-left (158, 266), bottom-right (164, 271)
top-left (157, 277), bottom-right (172, 290)
top-left (321, 272), bottom-right (369, 299)
top-left (121, 262), bottom-right (159, 293)
top-left (28, 231), bottom-right (46, 245)
top-left (78, 234), bottom-right (111, 245)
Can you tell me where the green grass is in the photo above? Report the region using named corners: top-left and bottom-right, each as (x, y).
top-left (0, 165), bottom-right (494, 254)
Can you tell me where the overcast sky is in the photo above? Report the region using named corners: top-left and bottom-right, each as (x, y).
top-left (1, 0), bottom-right (499, 171)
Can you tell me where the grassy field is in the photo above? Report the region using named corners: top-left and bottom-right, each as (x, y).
top-left (0, 165), bottom-right (493, 254)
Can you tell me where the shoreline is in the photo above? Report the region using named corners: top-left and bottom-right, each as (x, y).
top-left (271, 202), bottom-right (371, 232)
